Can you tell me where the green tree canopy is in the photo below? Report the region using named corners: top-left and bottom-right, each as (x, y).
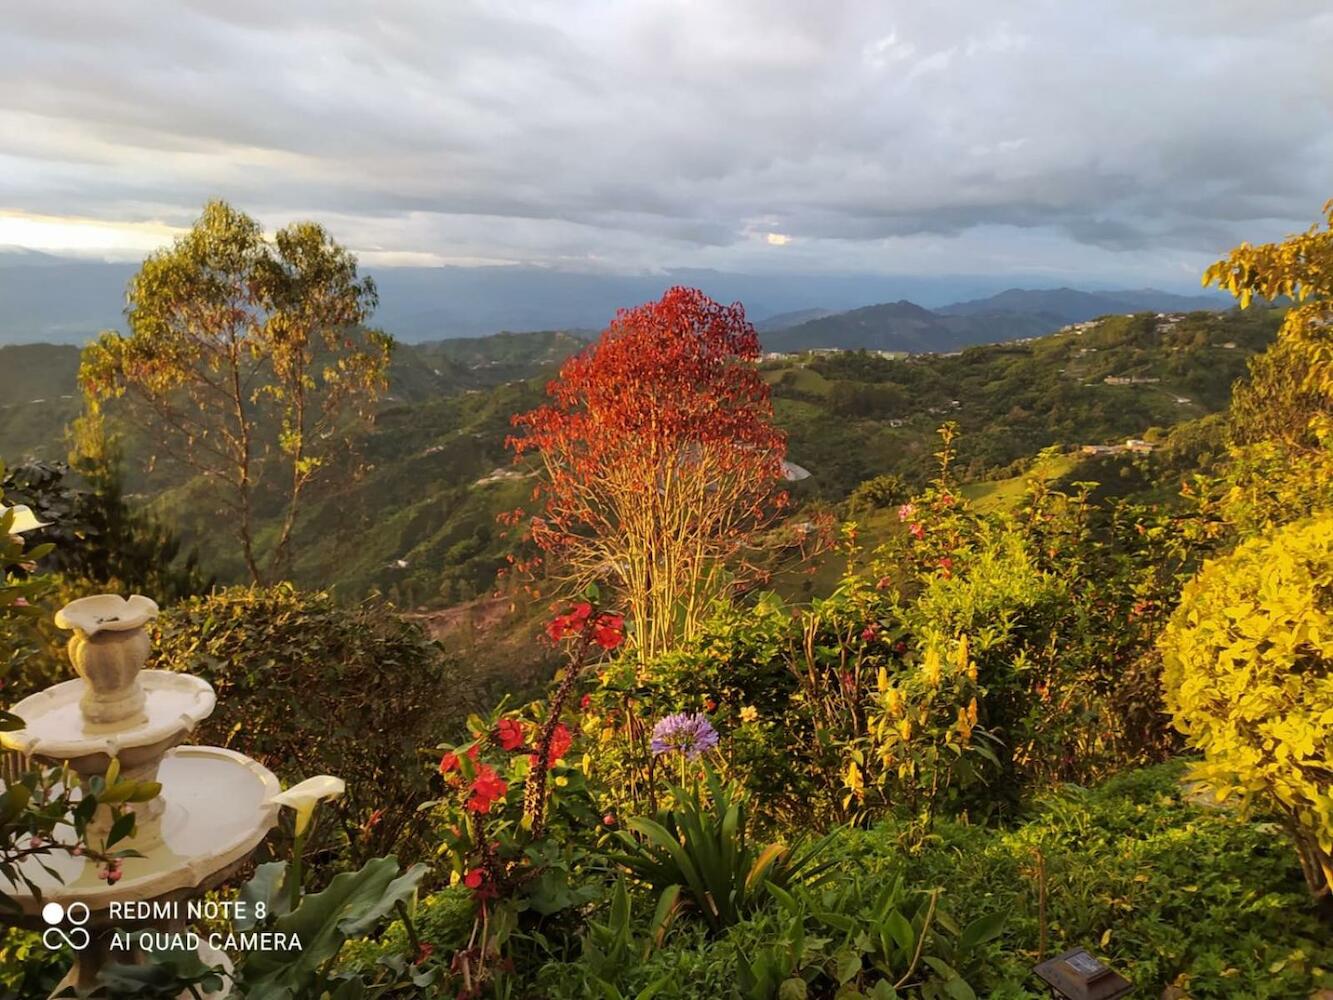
top-left (81, 200), bottom-right (393, 582)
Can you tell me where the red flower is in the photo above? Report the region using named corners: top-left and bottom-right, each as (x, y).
top-left (531, 723), bottom-right (573, 769)
top-left (438, 744), bottom-right (479, 779)
top-left (548, 604), bottom-right (625, 650)
top-left (893, 640), bottom-right (908, 654)
top-left (496, 718), bottom-right (525, 751)
top-left (592, 613), bottom-right (625, 650)
top-left (875, 576), bottom-right (892, 591)
top-left (465, 764), bottom-right (509, 814)
top-left (602, 813), bottom-right (616, 827)
top-left (860, 624), bottom-right (878, 642)
top-left (579, 694), bottom-right (592, 710)
top-left (545, 602), bottom-right (592, 641)
top-left (545, 616), bottom-right (570, 642)
top-left (909, 523), bottom-right (925, 540)
top-left (463, 868), bottom-right (486, 889)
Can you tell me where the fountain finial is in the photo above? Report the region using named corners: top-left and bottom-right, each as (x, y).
top-left (54, 594), bottom-right (159, 727)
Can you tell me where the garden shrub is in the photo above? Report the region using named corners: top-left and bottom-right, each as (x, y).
top-left (516, 764), bottom-right (1331, 998)
top-left (831, 762), bottom-right (1332, 998)
top-left (337, 885), bottom-right (475, 976)
top-left (1159, 512), bottom-right (1333, 902)
top-left (584, 470), bottom-right (1187, 837)
top-left (148, 584), bottom-right (476, 866)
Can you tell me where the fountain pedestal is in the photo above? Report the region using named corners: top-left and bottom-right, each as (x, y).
top-left (0, 594), bottom-right (282, 998)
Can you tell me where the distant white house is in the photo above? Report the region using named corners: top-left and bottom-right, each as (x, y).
top-left (1082, 438), bottom-right (1157, 456)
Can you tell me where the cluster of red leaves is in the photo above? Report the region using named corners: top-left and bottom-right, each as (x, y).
top-left (506, 286), bottom-right (786, 557)
top-left (545, 601), bottom-right (625, 649)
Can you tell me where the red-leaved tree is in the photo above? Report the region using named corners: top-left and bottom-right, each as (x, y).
top-left (507, 286), bottom-right (787, 660)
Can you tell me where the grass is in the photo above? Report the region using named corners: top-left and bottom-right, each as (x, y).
top-left (962, 452), bottom-right (1080, 512)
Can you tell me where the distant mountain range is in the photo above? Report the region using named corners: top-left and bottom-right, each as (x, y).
top-left (762, 287), bottom-right (1228, 353)
top-left (0, 247), bottom-right (1228, 349)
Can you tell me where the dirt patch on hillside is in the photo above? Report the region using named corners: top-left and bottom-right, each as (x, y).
top-left (410, 594), bottom-right (516, 641)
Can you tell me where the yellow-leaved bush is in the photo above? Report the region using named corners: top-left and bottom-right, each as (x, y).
top-left (1159, 512), bottom-right (1333, 901)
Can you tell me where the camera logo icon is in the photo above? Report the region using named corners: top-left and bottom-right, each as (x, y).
top-left (41, 901), bottom-right (90, 952)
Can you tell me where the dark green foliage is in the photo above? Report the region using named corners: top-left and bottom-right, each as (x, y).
top-left (846, 474), bottom-right (911, 515)
top-left (1, 458), bottom-right (209, 603)
top-left (148, 585), bottom-right (476, 865)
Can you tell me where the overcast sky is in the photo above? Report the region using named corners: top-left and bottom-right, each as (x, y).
top-left (1, 1), bottom-right (1330, 285)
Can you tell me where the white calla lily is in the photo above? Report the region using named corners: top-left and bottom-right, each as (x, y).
top-left (3, 504), bottom-right (49, 535)
top-left (270, 775), bottom-right (345, 836)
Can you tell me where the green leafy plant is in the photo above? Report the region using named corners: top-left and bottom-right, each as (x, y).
top-left (578, 879), bottom-right (679, 994)
top-left (772, 875), bottom-right (1003, 999)
top-left (612, 766), bottom-right (835, 933)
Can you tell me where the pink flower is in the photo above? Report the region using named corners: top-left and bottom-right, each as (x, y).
top-left (897, 503), bottom-right (915, 521)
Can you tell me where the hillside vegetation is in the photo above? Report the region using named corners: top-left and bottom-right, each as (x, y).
top-left (1, 307), bottom-right (1280, 608)
top-left (770, 306), bottom-right (1278, 498)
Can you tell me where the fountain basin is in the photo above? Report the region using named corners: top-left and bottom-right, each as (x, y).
top-left (1, 745), bottom-right (280, 919)
top-left (0, 670), bottom-right (216, 766)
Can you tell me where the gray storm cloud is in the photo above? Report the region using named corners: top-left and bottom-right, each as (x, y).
top-left (1, 0), bottom-right (1329, 280)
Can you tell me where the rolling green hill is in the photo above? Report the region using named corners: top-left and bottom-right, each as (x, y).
top-left (1, 308), bottom-right (1280, 610)
top-left (0, 344), bottom-right (83, 461)
top-left (768, 306), bottom-right (1277, 499)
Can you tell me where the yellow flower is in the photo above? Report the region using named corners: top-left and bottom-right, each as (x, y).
top-left (739, 705), bottom-right (759, 724)
top-left (884, 688), bottom-right (904, 718)
top-left (923, 647), bottom-right (942, 688)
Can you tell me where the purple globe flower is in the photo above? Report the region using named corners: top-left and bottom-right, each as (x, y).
top-left (650, 712), bottom-right (719, 760)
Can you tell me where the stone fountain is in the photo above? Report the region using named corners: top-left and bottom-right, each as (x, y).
top-left (0, 593), bottom-right (282, 997)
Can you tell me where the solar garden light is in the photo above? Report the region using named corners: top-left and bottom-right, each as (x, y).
top-left (1033, 947), bottom-right (1132, 1000)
